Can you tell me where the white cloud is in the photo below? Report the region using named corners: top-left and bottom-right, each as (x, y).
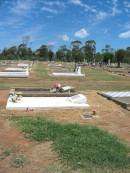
top-left (0, 17), bottom-right (24, 28)
top-left (74, 28), bottom-right (89, 38)
top-left (111, 0), bottom-right (121, 16)
top-left (124, 1), bottom-right (130, 13)
top-left (96, 11), bottom-right (107, 20)
top-left (42, 1), bottom-right (65, 14)
top-left (70, 0), bottom-right (82, 5)
top-left (124, 1), bottom-right (130, 8)
top-left (0, 0), bottom-right (37, 29)
top-left (11, 0), bottom-right (34, 16)
top-left (119, 30), bottom-right (130, 39)
top-left (60, 34), bottom-right (70, 41)
top-left (42, 7), bottom-right (58, 14)
top-left (43, 1), bottom-right (65, 8)
top-left (70, 0), bottom-right (121, 24)
top-left (70, 0), bottom-right (97, 13)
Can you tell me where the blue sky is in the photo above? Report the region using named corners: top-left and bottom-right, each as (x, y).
top-left (0, 0), bottom-right (130, 52)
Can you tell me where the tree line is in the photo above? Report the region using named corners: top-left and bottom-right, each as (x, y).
top-left (0, 40), bottom-right (130, 67)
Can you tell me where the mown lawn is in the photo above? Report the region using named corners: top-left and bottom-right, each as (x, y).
top-left (12, 117), bottom-right (130, 172)
top-left (0, 62), bottom-right (130, 91)
top-left (83, 68), bottom-right (126, 81)
top-left (34, 62), bottom-right (50, 78)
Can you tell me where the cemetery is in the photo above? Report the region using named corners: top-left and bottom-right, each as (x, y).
top-left (0, 60), bottom-right (130, 173)
top-left (1, 1), bottom-right (130, 172)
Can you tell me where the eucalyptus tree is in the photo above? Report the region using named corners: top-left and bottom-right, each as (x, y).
top-left (102, 52), bottom-right (114, 65)
top-left (84, 40), bottom-right (96, 64)
top-left (7, 46), bottom-right (18, 60)
top-left (48, 50), bottom-right (54, 62)
top-left (1, 47), bottom-right (17, 60)
top-left (56, 45), bottom-right (68, 62)
top-left (115, 49), bottom-right (126, 67)
top-left (95, 52), bottom-right (103, 63)
top-left (125, 47), bottom-right (130, 64)
top-left (36, 45), bottom-right (49, 61)
top-left (17, 44), bottom-right (33, 60)
top-left (71, 40), bottom-right (82, 62)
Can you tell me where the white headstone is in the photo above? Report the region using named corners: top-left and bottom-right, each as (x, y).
top-left (75, 66), bottom-right (81, 74)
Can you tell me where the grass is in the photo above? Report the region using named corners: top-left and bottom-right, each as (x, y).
top-left (35, 62), bottom-right (50, 78)
top-left (12, 117), bottom-right (130, 172)
top-left (0, 148), bottom-right (13, 160)
top-left (0, 61), bottom-right (130, 91)
top-left (83, 68), bottom-right (126, 81)
top-left (0, 61), bottom-right (130, 90)
top-left (11, 154), bottom-right (28, 168)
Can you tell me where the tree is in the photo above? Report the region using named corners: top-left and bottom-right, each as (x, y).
top-left (84, 40), bottom-right (96, 64)
top-left (0, 44), bottom-right (32, 60)
top-left (17, 44), bottom-right (33, 60)
top-left (95, 52), bottom-right (103, 63)
top-left (36, 45), bottom-right (49, 61)
top-left (71, 40), bottom-right (83, 62)
top-left (115, 49), bottom-right (126, 68)
top-left (125, 47), bottom-right (130, 64)
top-left (48, 50), bottom-right (54, 61)
top-left (7, 46), bottom-right (18, 59)
top-left (102, 52), bottom-right (114, 64)
top-left (66, 49), bottom-right (72, 62)
top-left (56, 45), bottom-right (68, 62)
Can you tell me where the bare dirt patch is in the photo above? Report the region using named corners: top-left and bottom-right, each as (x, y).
top-left (0, 117), bottom-right (59, 173)
top-left (0, 90), bottom-right (9, 107)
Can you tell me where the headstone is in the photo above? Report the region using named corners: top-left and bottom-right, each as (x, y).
top-left (75, 66), bottom-right (81, 74)
top-left (67, 94), bottom-right (87, 104)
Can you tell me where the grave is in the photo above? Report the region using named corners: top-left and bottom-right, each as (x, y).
top-left (99, 91), bottom-right (130, 110)
top-left (17, 63), bottom-right (30, 68)
top-left (5, 68), bottom-right (28, 72)
top-left (9, 87), bottom-right (77, 97)
top-left (6, 88), bottom-right (89, 110)
top-left (0, 71), bottom-right (29, 78)
top-left (52, 66), bottom-right (85, 77)
top-left (0, 63), bottom-right (30, 77)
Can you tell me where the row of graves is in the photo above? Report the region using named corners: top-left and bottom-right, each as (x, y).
top-left (4, 62), bottom-right (88, 112)
top-left (50, 62), bottom-right (130, 112)
top-left (3, 61), bottom-right (130, 113)
top-left (0, 62), bottom-right (32, 78)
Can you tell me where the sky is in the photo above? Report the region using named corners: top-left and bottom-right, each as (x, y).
top-left (0, 0), bottom-right (130, 52)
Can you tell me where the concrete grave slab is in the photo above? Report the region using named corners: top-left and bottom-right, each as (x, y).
top-left (52, 66), bottom-right (85, 77)
top-left (99, 91), bottom-right (130, 110)
top-left (6, 94), bottom-right (89, 110)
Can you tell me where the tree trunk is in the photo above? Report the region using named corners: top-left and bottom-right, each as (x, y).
top-left (117, 61), bottom-right (120, 68)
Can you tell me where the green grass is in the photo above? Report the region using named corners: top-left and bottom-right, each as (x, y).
top-left (0, 148), bottom-right (13, 160)
top-left (83, 68), bottom-right (126, 81)
top-left (0, 62), bottom-right (130, 90)
top-left (12, 117), bottom-right (130, 172)
top-left (35, 62), bottom-right (50, 78)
